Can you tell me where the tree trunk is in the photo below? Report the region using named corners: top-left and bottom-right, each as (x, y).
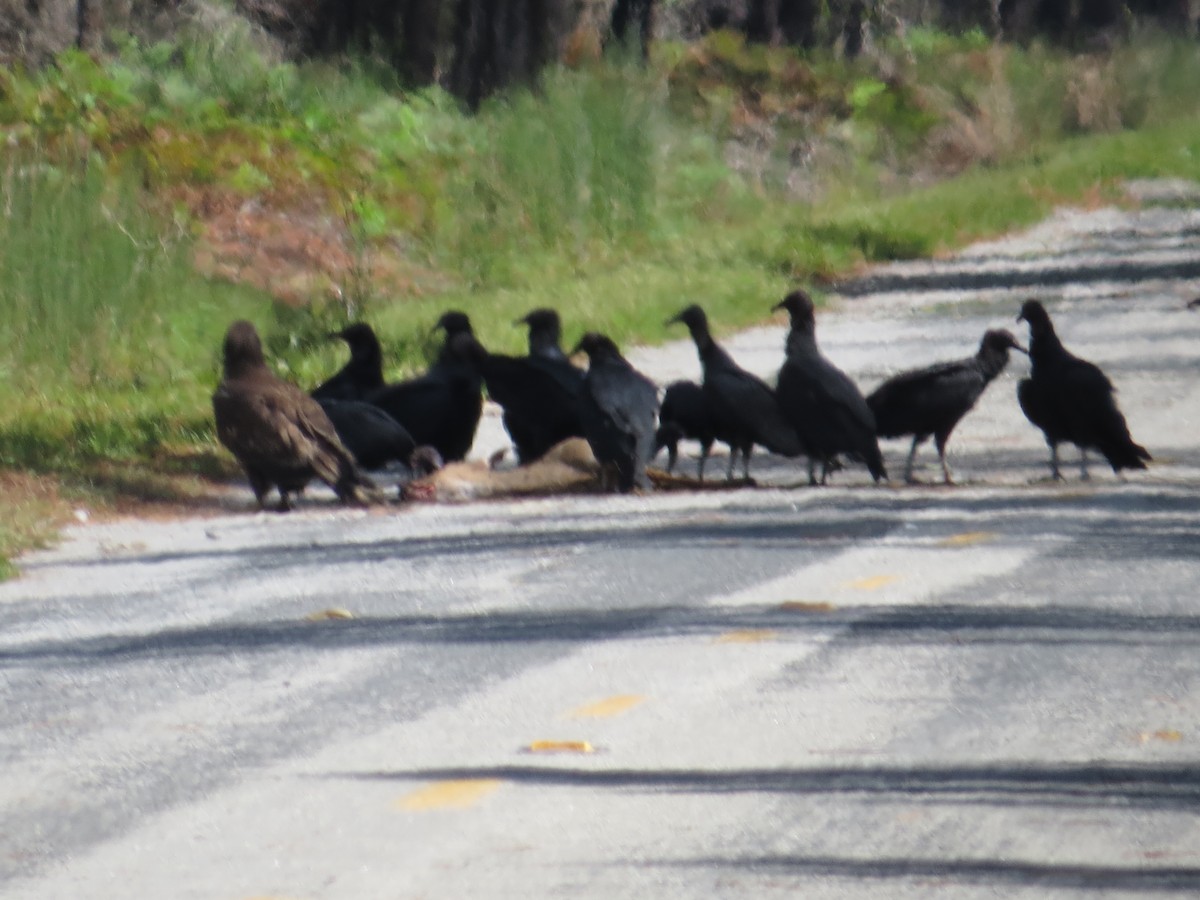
top-left (449, 0), bottom-right (488, 109)
top-left (398, 0), bottom-right (442, 84)
top-left (1000, 0), bottom-right (1069, 40)
top-left (449, 0), bottom-right (552, 109)
top-left (939, 0), bottom-right (1001, 33)
top-left (1080, 0), bottom-right (1126, 29)
top-left (842, 0), bottom-right (865, 57)
top-left (778, 0), bottom-right (820, 46)
top-left (610, 0), bottom-right (655, 54)
top-left (746, 0), bottom-right (781, 43)
top-left (1132, 0), bottom-right (1194, 28)
top-left (1037, 0), bottom-right (1072, 40)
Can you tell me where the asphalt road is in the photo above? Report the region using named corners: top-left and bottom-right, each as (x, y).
top-left (3, 185), bottom-right (1200, 898)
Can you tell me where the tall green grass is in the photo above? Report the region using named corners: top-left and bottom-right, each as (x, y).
top-left (0, 149), bottom-right (274, 470)
top-left (435, 64), bottom-right (664, 286)
top-left (0, 155), bottom-right (177, 384)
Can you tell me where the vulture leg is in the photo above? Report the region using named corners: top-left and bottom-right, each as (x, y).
top-left (903, 436), bottom-right (920, 484)
top-left (1048, 442), bottom-right (1063, 481)
top-left (935, 433), bottom-right (953, 486)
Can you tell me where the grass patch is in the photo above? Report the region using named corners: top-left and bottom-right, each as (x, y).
top-left (435, 64), bottom-right (662, 287)
top-left (0, 153), bottom-right (250, 386)
top-left (0, 471), bottom-right (75, 579)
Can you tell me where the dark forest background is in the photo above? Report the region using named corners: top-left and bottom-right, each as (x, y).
top-left (4, 1), bottom-right (1196, 109)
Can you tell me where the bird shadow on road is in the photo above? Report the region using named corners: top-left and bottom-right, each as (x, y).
top-left (329, 761), bottom-right (1200, 888)
top-left (4, 485), bottom-right (1198, 667)
top-left (17, 478), bottom-right (1200, 578)
top-left (338, 759), bottom-right (1200, 810)
top-left (5, 600), bottom-right (1200, 669)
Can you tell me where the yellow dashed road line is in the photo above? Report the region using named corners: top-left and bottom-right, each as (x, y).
top-left (714, 629), bottom-right (777, 643)
top-left (843, 574), bottom-right (900, 591)
top-left (397, 779), bottom-right (503, 811)
top-left (937, 531), bottom-right (997, 547)
top-left (525, 740), bottom-right (596, 754)
top-left (304, 607), bottom-right (355, 621)
top-left (569, 694), bottom-right (644, 718)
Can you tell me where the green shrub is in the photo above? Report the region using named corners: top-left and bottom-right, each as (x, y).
top-left (437, 64), bottom-right (663, 285)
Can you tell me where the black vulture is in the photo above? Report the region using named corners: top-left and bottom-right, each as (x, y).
top-left (868, 329), bottom-right (1026, 484)
top-left (316, 398), bottom-right (417, 471)
top-left (773, 290), bottom-right (887, 485)
top-left (473, 309), bottom-right (585, 464)
top-left (365, 312), bottom-right (483, 462)
top-left (572, 332), bottom-right (659, 492)
top-left (431, 310), bottom-right (474, 346)
top-left (516, 310), bottom-right (586, 407)
top-left (515, 311), bottom-right (585, 407)
top-left (311, 322), bottom-right (386, 401)
top-left (212, 320), bottom-right (381, 511)
top-left (655, 380), bottom-right (715, 477)
top-left (519, 308), bottom-right (572, 363)
top-left (1016, 299), bottom-right (1150, 480)
top-left (668, 304), bottom-right (805, 481)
